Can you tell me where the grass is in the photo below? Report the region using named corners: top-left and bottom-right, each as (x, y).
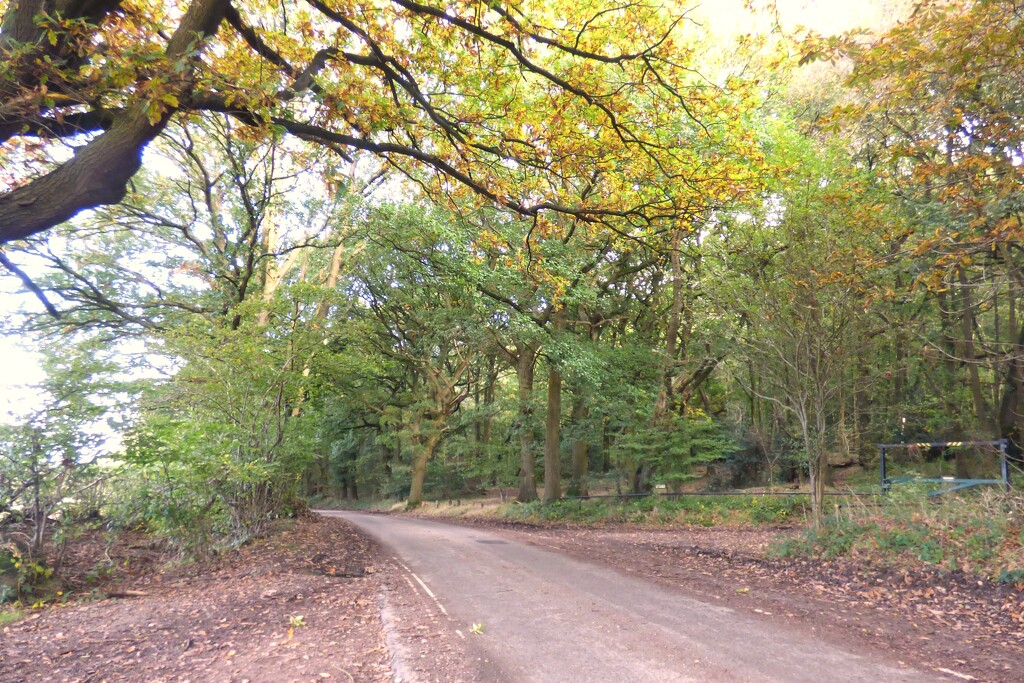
top-left (487, 485), bottom-right (1023, 583)
top-left (305, 495), bottom-right (400, 512)
top-left (771, 486), bottom-right (1024, 582)
top-left (0, 606), bottom-right (25, 627)
top-left (500, 494), bottom-right (812, 527)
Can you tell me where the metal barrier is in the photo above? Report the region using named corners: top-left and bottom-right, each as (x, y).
top-left (878, 439), bottom-right (1011, 496)
top-left (561, 490), bottom-right (880, 501)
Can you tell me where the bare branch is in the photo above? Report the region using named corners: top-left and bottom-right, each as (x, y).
top-left (0, 251), bottom-right (61, 319)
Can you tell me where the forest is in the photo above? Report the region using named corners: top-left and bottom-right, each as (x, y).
top-left (1, 0), bottom-right (1023, 577)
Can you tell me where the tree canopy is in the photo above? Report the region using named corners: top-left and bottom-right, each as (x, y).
top-left (0, 0), bottom-right (762, 244)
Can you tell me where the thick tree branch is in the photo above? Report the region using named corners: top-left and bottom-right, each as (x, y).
top-left (0, 0), bottom-right (230, 245)
top-left (0, 110), bottom-right (115, 143)
top-left (0, 0), bottom-right (711, 248)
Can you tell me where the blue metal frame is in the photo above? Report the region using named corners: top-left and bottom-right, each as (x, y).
top-left (879, 439), bottom-right (1011, 496)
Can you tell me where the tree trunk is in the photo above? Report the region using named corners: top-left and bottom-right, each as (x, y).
top-left (516, 345), bottom-right (538, 502)
top-left (796, 402), bottom-right (829, 526)
top-left (998, 271), bottom-right (1024, 451)
top-left (810, 444), bottom-right (827, 525)
top-left (473, 355), bottom-right (497, 464)
top-left (29, 429), bottom-right (45, 556)
top-left (481, 357), bottom-right (497, 483)
top-left (542, 361), bottom-right (562, 504)
top-left (998, 324), bottom-right (1024, 437)
top-left (625, 458), bottom-right (639, 494)
top-left (255, 211), bottom-right (302, 326)
top-left (314, 241), bottom-right (347, 319)
top-left (408, 428), bottom-right (442, 508)
top-left (654, 232), bottom-right (685, 418)
top-left (893, 272), bottom-right (907, 408)
top-left (960, 270), bottom-right (995, 435)
top-left (568, 399), bottom-right (589, 496)
top-left (542, 307), bottom-right (568, 504)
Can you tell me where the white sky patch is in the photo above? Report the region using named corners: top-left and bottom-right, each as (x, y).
top-left (693, 0), bottom-right (909, 37)
top-left (0, 336), bottom-right (46, 425)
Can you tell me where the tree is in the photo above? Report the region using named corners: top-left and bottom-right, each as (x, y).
top-left (123, 297), bottom-right (321, 549)
top-left (713, 130), bottom-right (890, 523)
top-left (3, 0), bottom-right (771, 512)
top-left (6, 116), bottom-right (353, 336)
top-left (823, 0), bottom-right (1024, 452)
top-left (610, 411), bottom-right (732, 493)
top-left (0, 0), bottom-right (760, 245)
top-left (0, 335), bottom-right (127, 558)
top-left (1, 117), bottom-right (356, 552)
top-left (337, 204), bottom-right (490, 506)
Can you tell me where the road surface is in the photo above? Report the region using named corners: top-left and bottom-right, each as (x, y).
top-left (324, 511), bottom-right (945, 683)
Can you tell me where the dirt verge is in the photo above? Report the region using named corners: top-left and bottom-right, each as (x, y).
top-left (0, 516), bottom-right (391, 683)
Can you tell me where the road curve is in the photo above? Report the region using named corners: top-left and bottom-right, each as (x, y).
top-left (323, 511), bottom-right (944, 683)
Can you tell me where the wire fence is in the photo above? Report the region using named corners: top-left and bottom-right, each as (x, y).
top-left (561, 490), bottom-right (882, 502)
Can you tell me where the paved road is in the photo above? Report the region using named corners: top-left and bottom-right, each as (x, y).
top-left (325, 512), bottom-right (945, 683)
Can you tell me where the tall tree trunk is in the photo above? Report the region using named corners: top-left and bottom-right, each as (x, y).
top-left (408, 427), bottom-right (442, 508)
top-left (314, 241), bottom-right (347, 319)
top-left (893, 272), bottom-right (907, 408)
top-left (654, 232), bottom-right (684, 419)
top-left (29, 430), bottom-right (45, 556)
top-left (811, 445), bottom-right (827, 526)
top-left (960, 270), bottom-right (995, 435)
top-left (256, 210), bottom-right (279, 327)
top-left (854, 353), bottom-right (869, 463)
top-left (569, 399), bottom-right (590, 496)
top-left (799, 405), bottom-right (828, 527)
top-left (998, 322), bottom-right (1024, 445)
top-left (473, 356), bottom-right (497, 460)
top-left (516, 345), bottom-right (538, 502)
top-left (481, 356), bottom-right (497, 483)
top-left (997, 256), bottom-right (1024, 452)
top-left (542, 307), bottom-right (567, 504)
top-left (542, 361), bottom-right (562, 504)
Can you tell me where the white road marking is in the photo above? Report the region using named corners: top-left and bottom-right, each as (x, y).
top-left (398, 560), bottom-right (449, 616)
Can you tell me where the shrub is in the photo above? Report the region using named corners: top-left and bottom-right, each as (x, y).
top-left (771, 519), bottom-right (876, 559)
top-left (773, 489), bottom-right (1024, 580)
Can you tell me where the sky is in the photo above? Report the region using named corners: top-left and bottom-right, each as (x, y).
top-left (696, 0), bottom-right (908, 35)
top-left (0, 334), bottom-right (45, 424)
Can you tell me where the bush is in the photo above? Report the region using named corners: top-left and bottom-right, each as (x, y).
top-left (771, 519), bottom-right (876, 559)
top-left (503, 493), bottom-right (811, 527)
top-left (772, 489), bottom-right (1024, 580)
top-left (0, 543), bottom-right (54, 604)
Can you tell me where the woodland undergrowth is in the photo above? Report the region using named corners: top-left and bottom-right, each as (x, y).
top-left (772, 488), bottom-right (1024, 583)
